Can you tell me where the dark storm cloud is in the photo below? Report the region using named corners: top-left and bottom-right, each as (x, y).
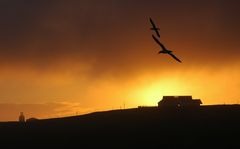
top-left (0, 0), bottom-right (240, 76)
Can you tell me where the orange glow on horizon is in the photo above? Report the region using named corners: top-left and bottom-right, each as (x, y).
top-left (132, 78), bottom-right (192, 106)
top-left (1, 66), bottom-right (240, 121)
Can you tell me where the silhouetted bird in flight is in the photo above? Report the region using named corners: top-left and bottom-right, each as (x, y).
top-left (152, 34), bottom-right (182, 63)
top-left (149, 18), bottom-right (160, 37)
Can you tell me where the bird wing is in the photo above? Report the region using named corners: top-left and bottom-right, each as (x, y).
top-left (168, 53), bottom-right (182, 63)
top-left (149, 18), bottom-right (156, 28)
top-left (152, 35), bottom-right (167, 50)
top-left (149, 18), bottom-right (160, 38)
top-left (156, 29), bottom-right (160, 38)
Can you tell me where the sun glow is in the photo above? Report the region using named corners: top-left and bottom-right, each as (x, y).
top-left (131, 76), bottom-right (193, 106)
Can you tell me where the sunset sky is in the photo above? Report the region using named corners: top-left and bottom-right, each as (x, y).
top-left (1, 0), bottom-right (240, 121)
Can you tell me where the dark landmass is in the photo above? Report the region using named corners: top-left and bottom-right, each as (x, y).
top-left (1, 105), bottom-right (240, 148)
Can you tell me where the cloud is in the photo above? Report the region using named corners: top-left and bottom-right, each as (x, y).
top-left (0, 0), bottom-right (239, 75)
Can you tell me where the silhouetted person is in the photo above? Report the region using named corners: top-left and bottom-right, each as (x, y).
top-left (19, 112), bottom-right (25, 123)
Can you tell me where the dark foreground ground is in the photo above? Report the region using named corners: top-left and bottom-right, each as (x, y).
top-left (0, 105), bottom-right (240, 148)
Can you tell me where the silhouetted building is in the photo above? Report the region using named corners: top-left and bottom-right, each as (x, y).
top-left (158, 96), bottom-right (202, 108)
top-left (19, 112), bottom-right (25, 122)
top-left (26, 117), bottom-right (38, 122)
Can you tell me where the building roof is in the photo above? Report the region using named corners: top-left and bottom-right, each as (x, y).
top-left (158, 96), bottom-right (202, 107)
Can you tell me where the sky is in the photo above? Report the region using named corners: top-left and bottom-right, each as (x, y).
top-left (1, 0), bottom-right (240, 121)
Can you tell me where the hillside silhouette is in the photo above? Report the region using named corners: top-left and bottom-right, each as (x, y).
top-left (1, 105), bottom-right (240, 148)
